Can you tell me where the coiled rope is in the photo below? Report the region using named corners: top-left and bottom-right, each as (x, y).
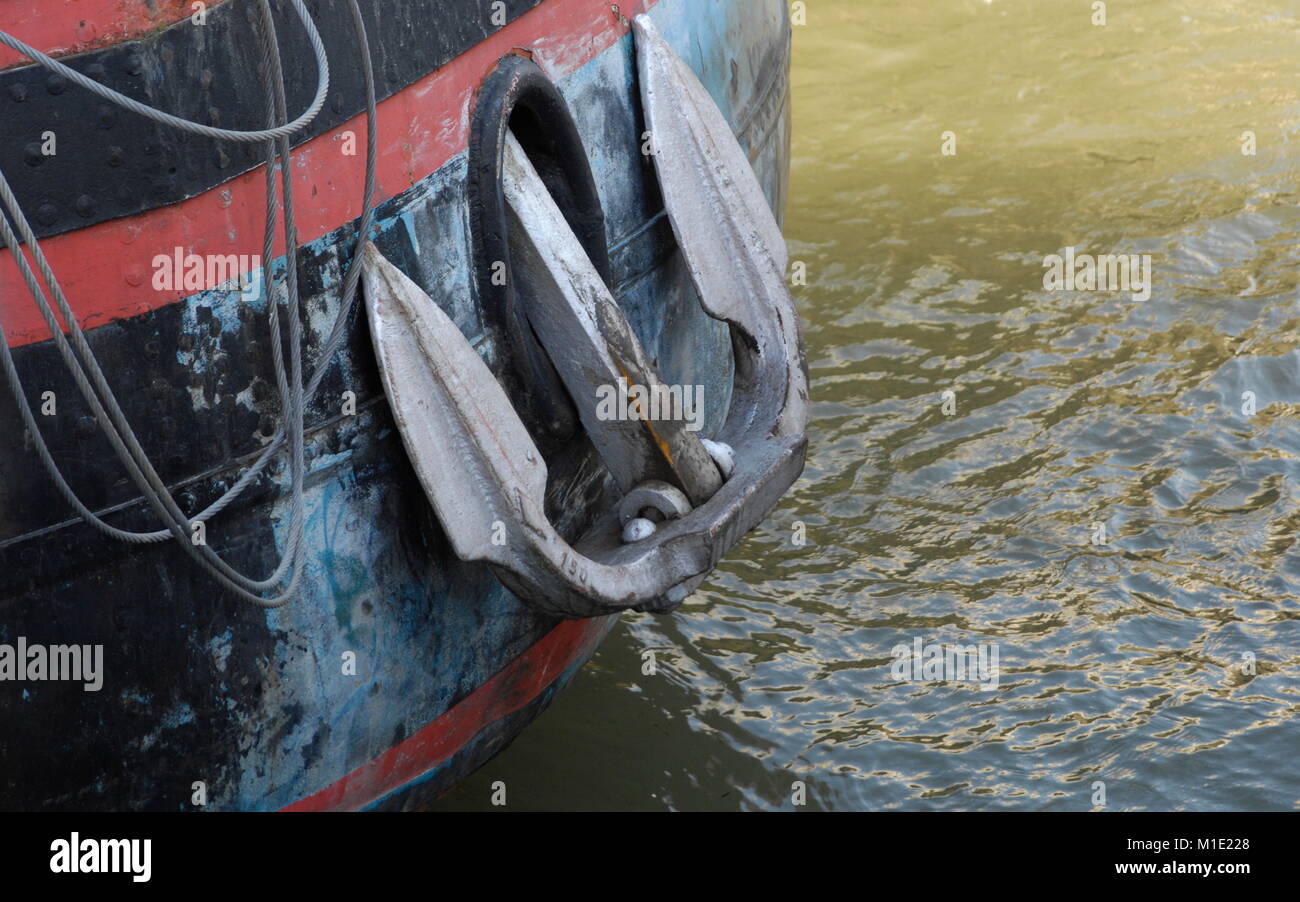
top-left (0, 0), bottom-right (380, 606)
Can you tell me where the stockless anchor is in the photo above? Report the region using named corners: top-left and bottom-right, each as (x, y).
top-left (361, 15), bottom-right (809, 620)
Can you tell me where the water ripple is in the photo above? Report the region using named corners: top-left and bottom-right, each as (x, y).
top-left (618, 0), bottom-right (1300, 811)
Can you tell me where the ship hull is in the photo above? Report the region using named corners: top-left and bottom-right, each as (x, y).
top-left (0, 0), bottom-right (791, 810)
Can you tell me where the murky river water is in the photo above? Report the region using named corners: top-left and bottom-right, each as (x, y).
top-left (436, 0), bottom-right (1300, 810)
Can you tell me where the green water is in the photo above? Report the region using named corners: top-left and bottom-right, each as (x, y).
top-left (436, 0), bottom-right (1300, 811)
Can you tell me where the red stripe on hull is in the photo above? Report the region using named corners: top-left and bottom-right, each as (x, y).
top-left (0, 0), bottom-right (655, 348)
top-left (0, 0), bottom-right (206, 70)
top-left (283, 616), bottom-right (614, 811)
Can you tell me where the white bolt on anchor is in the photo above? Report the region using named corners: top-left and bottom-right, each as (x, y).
top-left (622, 517), bottom-right (657, 544)
top-left (701, 439), bottom-right (735, 479)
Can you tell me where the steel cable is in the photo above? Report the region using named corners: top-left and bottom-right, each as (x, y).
top-left (0, 0), bottom-right (329, 144)
top-left (0, 0), bottom-right (380, 605)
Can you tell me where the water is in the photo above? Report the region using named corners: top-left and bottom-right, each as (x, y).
top-left (435, 0), bottom-right (1300, 811)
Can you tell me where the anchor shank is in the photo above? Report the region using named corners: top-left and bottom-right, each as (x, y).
top-left (501, 132), bottom-right (722, 505)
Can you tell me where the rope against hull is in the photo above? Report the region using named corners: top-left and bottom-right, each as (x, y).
top-left (0, 0), bottom-right (381, 606)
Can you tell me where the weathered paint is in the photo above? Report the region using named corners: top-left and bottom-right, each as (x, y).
top-left (0, 0), bottom-right (203, 70)
top-left (0, 0), bottom-right (641, 347)
top-left (0, 0), bottom-right (548, 242)
top-left (0, 0), bottom-right (792, 810)
top-left (282, 616), bottom-right (611, 811)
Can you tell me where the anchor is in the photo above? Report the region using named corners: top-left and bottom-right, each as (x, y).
top-left (360, 16), bottom-right (808, 619)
